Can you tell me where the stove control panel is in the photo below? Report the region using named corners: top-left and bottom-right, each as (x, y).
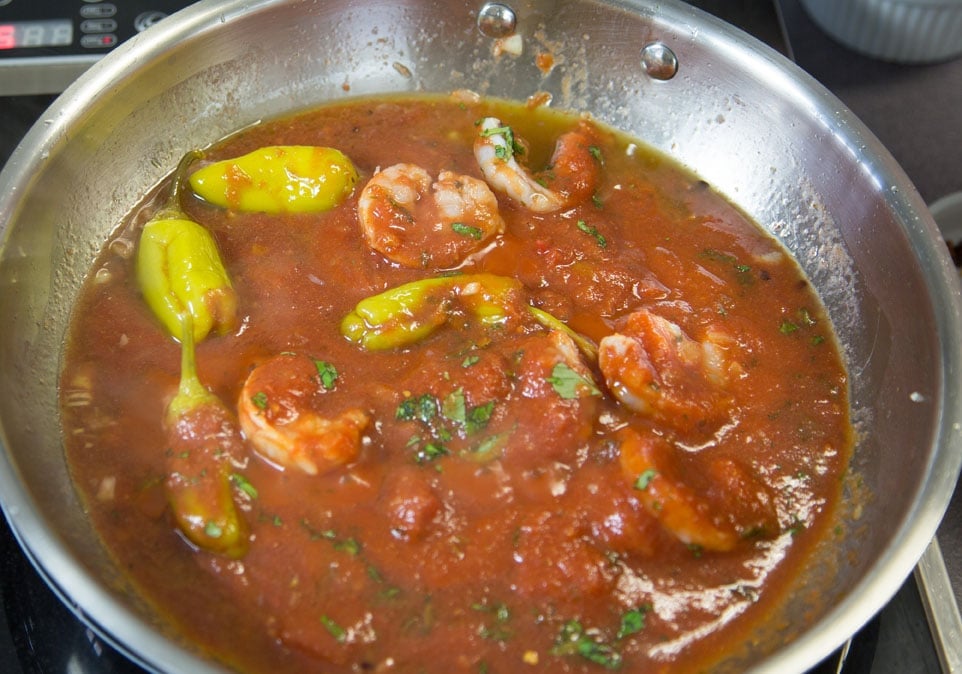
top-left (0, 0), bottom-right (196, 95)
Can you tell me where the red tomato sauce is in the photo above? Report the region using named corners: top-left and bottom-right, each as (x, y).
top-left (60, 95), bottom-right (852, 673)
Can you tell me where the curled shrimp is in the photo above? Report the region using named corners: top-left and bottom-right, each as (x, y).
top-left (357, 163), bottom-right (504, 268)
top-left (474, 116), bottom-right (601, 212)
top-left (598, 310), bottom-right (736, 434)
top-left (618, 427), bottom-right (778, 552)
top-left (238, 353), bottom-right (369, 475)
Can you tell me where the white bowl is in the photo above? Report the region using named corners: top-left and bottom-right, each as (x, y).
top-left (801, 0), bottom-right (962, 63)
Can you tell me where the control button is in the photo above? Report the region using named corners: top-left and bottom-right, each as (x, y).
top-left (80, 4), bottom-right (117, 18)
top-left (81, 19), bottom-right (118, 33)
top-left (134, 11), bottom-right (168, 32)
top-left (80, 33), bottom-right (117, 48)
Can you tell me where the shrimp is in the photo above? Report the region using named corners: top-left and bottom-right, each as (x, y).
top-left (357, 163), bottom-right (504, 268)
top-left (474, 116), bottom-right (601, 212)
top-left (238, 353), bottom-right (370, 475)
top-left (502, 329), bottom-right (601, 467)
top-left (618, 427), bottom-right (778, 552)
top-left (598, 310), bottom-right (736, 434)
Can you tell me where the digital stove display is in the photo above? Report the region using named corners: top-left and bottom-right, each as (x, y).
top-left (0, 0), bottom-right (197, 94)
top-left (0, 20), bottom-right (73, 50)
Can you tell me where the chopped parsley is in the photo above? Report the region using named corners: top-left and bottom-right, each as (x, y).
top-left (451, 222), bottom-right (484, 240)
top-left (399, 389), bottom-right (498, 464)
top-left (779, 320), bottom-right (799, 335)
top-left (576, 220), bottom-right (607, 248)
top-left (546, 362), bottom-right (601, 399)
top-left (551, 620), bottom-right (623, 670)
top-left (473, 601), bottom-right (513, 642)
top-left (334, 537), bottom-right (361, 556)
top-left (441, 389), bottom-right (467, 425)
top-left (230, 473), bottom-right (259, 499)
top-left (461, 354), bottom-right (480, 368)
top-left (701, 248), bottom-right (753, 284)
top-left (616, 605), bottom-right (651, 639)
top-left (418, 442), bottom-right (449, 463)
top-left (314, 359), bottom-right (338, 390)
top-left (204, 521), bottom-right (223, 538)
top-left (479, 122), bottom-right (524, 159)
top-left (396, 393), bottom-right (438, 423)
top-left (320, 615), bottom-right (347, 642)
top-left (250, 391), bottom-right (268, 410)
top-left (463, 432), bottom-right (509, 463)
top-left (633, 468), bottom-right (658, 491)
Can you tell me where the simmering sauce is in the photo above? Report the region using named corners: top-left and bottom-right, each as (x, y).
top-left (60, 95), bottom-right (852, 673)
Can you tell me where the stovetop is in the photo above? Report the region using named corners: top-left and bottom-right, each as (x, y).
top-left (1, 1), bottom-right (961, 672)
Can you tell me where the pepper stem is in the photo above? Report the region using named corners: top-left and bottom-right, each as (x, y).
top-left (156, 149), bottom-right (204, 221)
top-left (166, 312), bottom-right (217, 425)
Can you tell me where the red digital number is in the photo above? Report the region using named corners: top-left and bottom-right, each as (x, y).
top-left (0, 24), bottom-right (15, 50)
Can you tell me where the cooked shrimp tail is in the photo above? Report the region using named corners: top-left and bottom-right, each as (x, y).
top-left (599, 310), bottom-right (735, 434)
top-left (357, 163), bottom-right (504, 268)
top-left (474, 116), bottom-right (602, 212)
top-left (618, 427), bottom-right (778, 552)
top-left (238, 353), bottom-right (370, 475)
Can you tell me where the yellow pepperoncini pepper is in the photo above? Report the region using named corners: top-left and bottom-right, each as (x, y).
top-left (342, 273), bottom-right (600, 359)
top-left (341, 273), bottom-right (526, 350)
top-left (164, 314), bottom-right (249, 558)
top-left (188, 145), bottom-right (359, 214)
top-left (136, 151), bottom-right (238, 343)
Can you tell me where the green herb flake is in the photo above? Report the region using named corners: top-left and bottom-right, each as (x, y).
top-left (480, 124), bottom-right (517, 160)
top-left (546, 362), bottom-right (602, 399)
top-left (451, 222), bottom-right (484, 240)
top-left (300, 519), bottom-right (337, 541)
top-left (415, 442), bottom-right (448, 464)
top-left (701, 248), bottom-right (753, 283)
top-left (320, 615), bottom-right (347, 642)
top-left (442, 389), bottom-right (467, 425)
top-left (552, 620), bottom-right (622, 670)
top-left (616, 605), bottom-right (651, 639)
top-left (576, 220), bottom-right (608, 248)
top-left (314, 360), bottom-right (338, 390)
top-left (779, 320), bottom-right (799, 335)
top-left (466, 401), bottom-right (495, 434)
top-left (396, 393), bottom-right (438, 423)
top-left (380, 586), bottom-right (402, 600)
top-left (588, 145), bottom-right (603, 163)
top-left (474, 602), bottom-right (513, 642)
top-left (230, 473), bottom-right (259, 499)
top-left (250, 391), bottom-right (268, 410)
top-left (335, 537), bottom-right (361, 556)
top-left (465, 433), bottom-right (508, 462)
top-left (633, 468), bottom-right (658, 491)
top-left (462, 354), bottom-right (481, 368)
top-left (204, 521), bottom-right (223, 538)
